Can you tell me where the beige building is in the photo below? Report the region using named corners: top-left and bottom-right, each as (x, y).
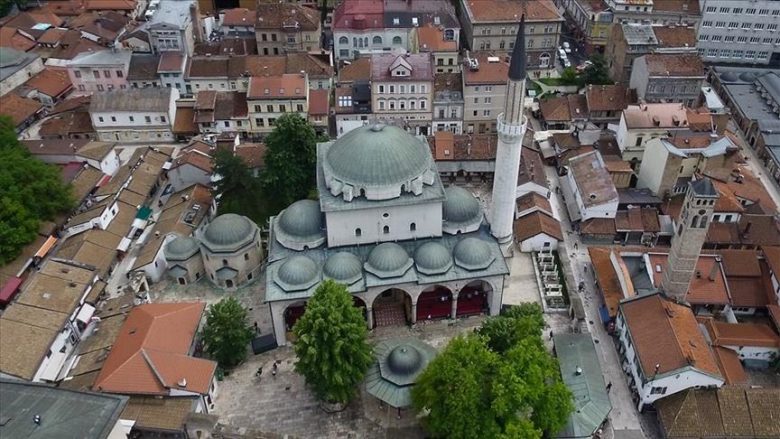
top-left (417, 23), bottom-right (460, 74)
top-left (370, 53), bottom-right (433, 135)
top-left (458, 0), bottom-right (563, 70)
top-left (462, 54), bottom-right (508, 134)
top-left (254, 2), bottom-right (321, 55)
top-left (199, 214), bottom-right (263, 290)
top-left (247, 73), bottom-right (308, 134)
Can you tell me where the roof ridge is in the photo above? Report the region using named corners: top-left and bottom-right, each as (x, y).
top-left (141, 348), bottom-right (168, 389)
top-left (661, 298), bottom-right (688, 370)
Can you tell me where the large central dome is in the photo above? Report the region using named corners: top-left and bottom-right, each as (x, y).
top-left (324, 124), bottom-right (431, 196)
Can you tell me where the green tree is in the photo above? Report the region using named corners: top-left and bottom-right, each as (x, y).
top-left (579, 53), bottom-right (613, 85)
top-left (261, 113), bottom-right (323, 210)
top-left (0, 116), bottom-right (72, 264)
top-left (211, 148), bottom-right (272, 225)
top-left (476, 303), bottom-right (545, 354)
top-left (559, 67), bottom-right (581, 86)
top-left (200, 297), bottom-right (254, 368)
top-left (293, 280), bottom-right (373, 404)
top-left (0, 0), bottom-right (27, 18)
top-left (412, 307), bottom-right (572, 439)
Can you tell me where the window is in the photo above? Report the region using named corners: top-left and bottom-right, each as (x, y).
top-left (224, 121), bottom-right (229, 127)
top-left (145, 116), bottom-right (151, 123)
top-left (410, 223), bottom-right (416, 232)
top-left (741, 22), bottom-right (752, 30)
top-left (728, 21), bottom-right (738, 29)
top-left (98, 116), bottom-right (104, 122)
top-left (392, 36), bottom-right (402, 45)
top-left (712, 35), bottom-right (722, 42)
top-left (373, 36), bottom-right (382, 45)
top-left (355, 228), bottom-right (362, 237)
top-left (705, 6), bottom-right (716, 13)
top-left (269, 118), bottom-right (275, 126)
top-left (758, 51), bottom-right (770, 60)
top-left (74, 70), bottom-right (81, 78)
top-left (93, 70), bottom-right (100, 78)
top-left (768, 24), bottom-right (778, 31)
top-left (720, 49), bottom-right (731, 58)
top-left (256, 118), bottom-right (264, 126)
top-left (110, 116), bottom-right (116, 122)
top-left (746, 50), bottom-right (756, 59)
top-left (389, 85), bottom-right (395, 93)
top-left (399, 85), bottom-right (405, 93)
top-left (718, 6), bottom-right (729, 13)
top-left (244, 253), bottom-right (249, 261)
top-left (724, 36), bottom-right (735, 42)
top-left (714, 21), bottom-right (725, 28)
top-left (129, 116), bottom-right (134, 122)
top-left (296, 104), bottom-right (303, 112)
top-left (420, 85), bottom-right (426, 93)
top-left (383, 225), bottom-right (389, 234)
top-left (482, 109), bottom-right (490, 116)
top-left (279, 105), bottom-right (286, 112)
top-left (103, 70), bottom-right (111, 77)
top-left (650, 387), bottom-right (667, 395)
top-left (746, 8), bottom-right (756, 14)
top-left (160, 116), bottom-right (166, 123)
top-left (420, 99), bottom-right (426, 110)
top-left (750, 37), bottom-right (760, 43)
top-left (737, 36), bottom-right (748, 43)
top-left (267, 105), bottom-right (273, 112)
top-left (699, 34), bottom-right (710, 41)
top-left (733, 50), bottom-right (744, 58)
top-left (732, 8), bottom-right (742, 14)
top-left (701, 20), bottom-right (712, 27)
top-left (96, 84), bottom-right (104, 91)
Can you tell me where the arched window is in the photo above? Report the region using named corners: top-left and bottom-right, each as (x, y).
top-left (364, 37), bottom-right (368, 47)
top-left (222, 259), bottom-right (228, 266)
top-left (339, 36), bottom-right (348, 45)
top-left (691, 216), bottom-right (699, 228)
top-left (373, 36), bottom-right (382, 45)
top-left (699, 216), bottom-right (708, 229)
top-left (244, 253), bottom-right (249, 261)
top-left (444, 29), bottom-right (454, 40)
top-left (353, 37), bottom-right (357, 47)
top-left (383, 225), bottom-right (390, 234)
top-left (355, 228), bottom-right (362, 237)
top-left (392, 36), bottom-right (402, 45)
top-left (410, 223), bottom-right (416, 232)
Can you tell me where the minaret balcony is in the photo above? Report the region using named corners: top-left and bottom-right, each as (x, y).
top-left (497, 113), bottom-right (527, 139)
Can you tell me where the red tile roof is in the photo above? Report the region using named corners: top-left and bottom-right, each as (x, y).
top-left (93, 302), bottom-right (216, 396)
top-left (647, 253), bottom-right (730, 306)
top-left (247, 73), bottom-right (306, 100)
top-left (221, 8), bottom-right (254, 26)
top-left (1, 94), bottom-right (44, 127)
top-left (417, 23), bottom-right (457, 52)
top-left (463, 54), bottom-right (508, 85)
top-left (712, 346), bottom-right (747, 386)
top-left (702, 318), bottom-right (780, 349)
top-left (464, 0), bottom-right (562, 22)
top-left (308, 88), bottom-right (329, 115)
top-left (24, 67), bottom-right (73, 98)
top-left (513, 211), bottom-right (563, 242)
top-left (0, 27), bottom-right (36, 51)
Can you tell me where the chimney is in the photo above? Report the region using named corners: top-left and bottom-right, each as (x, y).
top-left (742, 221), bottom-right (752, 237)
top-left (652, 115), bottom-right (661, 126)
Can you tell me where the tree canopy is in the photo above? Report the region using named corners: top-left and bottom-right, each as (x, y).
top-left (0, 116), bottom-right (72, 264)
top-left (293, 280), bottom-right (373, 404)
top-left (211, 148), bottom-right (271, 223)
top-left (261, 113), bottom-right (324, 210)
top-left (579, 54), bottom-right (613, 86)
top-left (411, 304), bottom-right (573, 439)
top-left (200, 297), bottom-right (254, 368)
top-left (0, 0), bottom-right (27, 18)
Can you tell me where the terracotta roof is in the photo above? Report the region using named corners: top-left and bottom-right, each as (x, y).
top-left (247, 73), bottom-right (306, 99)
top-left (652, 25), bottom-right (696, 49)
top-left (38, 111), bottom-right (94, 137)
top-left (588, 247), bottom-right (622, 317)
top-left (653, 0), bottom-right (700, 14)
top-left (568, 151), bottom-right (618, 207)
top-left (768, 305), bottom-right (780, 333)
top-left (172, 106), bottom-right (196, 134)
top-left (93, 302), bottom-right (216, 396)
top-left (711, 346), bottom-right (747, 386)
top-left (622, 103), bottom-right (691, 129)
top-left (157, 51), bottom-right (184, 73)
top-left (726, 265), bottom-right (772, 309)
top-left (719, 249), bottom-right (761, 278)
top-left (0, 317), bottom-right (60, 379)
top-left (1, 94), bottom-right (44, 127)
top-left (234, 143), bottom-right (266, 169)
top-left (463, 54), bottom-right (508, 85)
top-left (0, 27), bottom-right (36, 52)
top-left (308, 88), bottom-right (329, 115)
top-left (763, 246), bottom-right (780, 277)
top-left (518, 147), bottom-right (548, 189)
top-left (620, 293), bottom-right (721, 378)
top-left (516, 191), bottom-right (552, 215)
top-left (615, 207), bottom-right (644, 232)
top-left (417, 23), bottom-right (457, 52)
top-left (463, 0), bottom-right (562, 22)
top-left (222, 8), bottom-right (254, 26)
top-left (255, 2), bottom-right (319, 31)
top-left (84, 0), bottom-right (136, 11)
top-left (702, 318), bottom-right (780, 349)
top-left (643, 53), bottom-right (705, 77)
top-left (51, 94), bottom-right (90, 114)
top-left (371, 53), bottom-right (432, 81)
top-left (706, 165), bottom-right (777, 214)
top-left (24, 67), bottom-right (72, 98)
top-left (513, 211), bottom-right (562, 242)
top-left (171, 150), bottom-right (212, 173)
top-left (540, 96), bottom-right (570, 122)
top-left (38, 27), bottom-right (68, 45)
top-left (193, 37), bottom-right (257, 56)
top-left (586, 84), bottom-right (631, 112)
top-left (647, 253), bottom-right (730, 306)
top-left (186, 57), bottom-right (229, 78)
top-left (285, 53), bottom-right (333, 79)
top-left (428, 132), bottom-right (497, 161)
top-left (338, 57), bottom-right (371, 83)
top-left (581, 218), bottom-right (616, 236)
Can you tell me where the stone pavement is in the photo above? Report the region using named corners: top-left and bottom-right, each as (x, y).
top-left (503, 251), bottom-right (543, 306)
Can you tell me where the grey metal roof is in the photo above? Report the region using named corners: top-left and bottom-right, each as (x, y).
top-left (89, 87), bottom-right (174, 113)
top-left (453, 237), bottom-right (495, 271)
top-left (274, 199), bottom-right (325, 249)
top-left (67, 49), bottom-right (132, 67)
top-left (364, 242), bottom-right (413, 279)
top-left (323, 252), bottom-right (363, 285)
top-left (147, 0), bottom-right (194, 29)
top-left (265, 225), bottom-right (509, 303)
top-left (0, 47), bottom-right (40, 81)
top-left (324, 124), bottom-right (431, 189)
top-left (413, 242), bottom-right (453, 275)
top-left (168, 264), bottom-right (188, 278)
top-left (164, 235), bottom-right (199, 261)
top-left (442, 185), bottom-right (483, 231)
top-left (364, 338), bottom-right (437, 408)
top-left (621, 23), bottom-right (658, 46)
top-left (689, 178), bottom-right (718, 198)
top-left (317, 140), bottom-right (446, 213)
top-left (553, 333), bottom-right (611, 439)
top-left (0, 379), bottom-right (128, 439)
top-left (215, 266), bottom-right (238, 280)
top-left (276, 255), bottom-right (319, 291)
top-left (200, 213), bottom-right (258, 253)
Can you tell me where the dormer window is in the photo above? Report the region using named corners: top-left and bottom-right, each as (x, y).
top-left (264, 88), bottom-right (270, 95)
top-left (412, 17), bottom-right (418, 26)
top-left (393, 17), bottom-right (400, 25)
top-left (280, 88), bottom-right (285, 94)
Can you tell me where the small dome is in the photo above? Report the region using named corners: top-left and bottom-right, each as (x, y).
top-left (324, 124), bottom-right (430, 190)
top-left (739, 72), bottom-right (758, 83)
top-left (276, 255), bottom-right (319, 291)
top-left (323, 252), bottom-right (363, 285)
top-left (453, 238), bottom-right (495, 271)
top-left (202, 214), bottom-right (256, 251)
top-left (443, 186), bottom-right (481, 223)
top-left (164, 236), bottom-right (199, 261)
top-left (720, 72), bottom-right (738, 82)
top-left (386, 345), bottom-right (423, 376)
top-left (414, 242), bottom-right (452, 275)
top-left (275, 200), bottom-right (325, 250)
top-left (365, 243), bottom-right (413, 279)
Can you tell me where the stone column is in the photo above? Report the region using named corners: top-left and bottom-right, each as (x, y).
top-left (410, 302), bottom-right (417, 324)
top-left (450, 294), bottom-right (458, 319)
top-left (366, 307), bottom-right (374, 330)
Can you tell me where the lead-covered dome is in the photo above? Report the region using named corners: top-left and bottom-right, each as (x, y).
top-left (275, 199), bottom-right (325, 250)
top-left (323, 124), bottom-right (433, 200)
top-left (164, 236), bottom-right (199, 261)
top-left (276, 255), bottom-right (319, 291)
top-left (364, 242), bottom-right (413, 278)
top-left (442, 186), bottom-right (483, 234)
top-left (453, 238), bottom-right (495, 271)
top-left (414, 242), bottom-right (452, 275)
top-left (201, 214), bottom-right (257, 252)
top-left (323, 252), bottom-right (363, 285)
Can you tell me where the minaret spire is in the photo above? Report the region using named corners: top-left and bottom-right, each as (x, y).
top-left (508, 15), bottom-right (526, 81)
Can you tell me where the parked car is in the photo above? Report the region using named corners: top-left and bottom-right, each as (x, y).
top-left (576, 60), bottom-right (593, 72)
top-left (563, 42), bottom-right (572, 54)
top-left (558, 47), bottom-right (567, 59)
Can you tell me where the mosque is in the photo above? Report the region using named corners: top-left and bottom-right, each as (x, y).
top-left (264, 19), bottom-right (529, 345)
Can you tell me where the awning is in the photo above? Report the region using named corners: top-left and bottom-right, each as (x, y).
top-left (76, 303), bottom-right (96, 324)
top-left (136, 206), bottom-right (153, 220)
top-left (599, 304), bottom-right (611, 323)
top-left (34, 236), bottom-right (58, 259)
top-left (0, 276), bottom-right (23, 305)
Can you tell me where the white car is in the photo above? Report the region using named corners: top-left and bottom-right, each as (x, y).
top-left (563, 42), bottom-right (572, 54)
top-left (558, 48), bottom-right (567, 59)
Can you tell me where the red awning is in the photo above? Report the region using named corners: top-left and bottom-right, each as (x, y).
top-left (0, 276), bottom-right (23, 306)
top-left (96, 173), bottom-right (111, 187)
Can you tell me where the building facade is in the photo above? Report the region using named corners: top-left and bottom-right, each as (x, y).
top-left (67, 50), bottom-right (132, 94)
top-left (555, 0), bottom-right (614, 54)
top-left (432, 73), bottom-right (464, 134)
top-left (246, 73), bottom-right (308, 135)
top-left (254, 2), bottom-right (321, 55)
top-left (89, 87), bottom-right (178, 142)
top-left (370, 54), bottom-right (433, 135)
top-left (697, 0), bottom-right (780, 66)
top-left (462, 55), bottom-right (509, 135)
top-left (630, 54), bottom-right (705, 106)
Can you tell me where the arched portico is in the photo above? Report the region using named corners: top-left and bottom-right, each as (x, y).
top-left (283, 300), bottom-right (307, 335)
top-left (416, 285), bottom-right (453, 322)
top-left (371, 288), bottom-right (414, 327)
top-left (457, 280), bottom-right (492, 317)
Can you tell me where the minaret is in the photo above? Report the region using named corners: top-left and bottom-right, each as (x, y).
top-left (490, 16), bottom-right (528, 257)
top-left (661, 178), bottom-right (719, 300)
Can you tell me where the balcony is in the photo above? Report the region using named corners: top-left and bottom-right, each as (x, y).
top-left (497, 112), bottom-right (527, 137)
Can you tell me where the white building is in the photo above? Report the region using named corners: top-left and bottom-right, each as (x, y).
top-left (616, 293), bottom-right (725, 411)
top-left (563, 151), bottom-right (619, 222)
top-left (701, 318), bottom-right (780, 365)
top-left (0, 48), bottom-right (44, 97)
top-left (697, 0), bottom-right (780, 66)
top-left (89, 87), bottom-right (179, 142)
top-left (143, 0), bottom-right (196, 56)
